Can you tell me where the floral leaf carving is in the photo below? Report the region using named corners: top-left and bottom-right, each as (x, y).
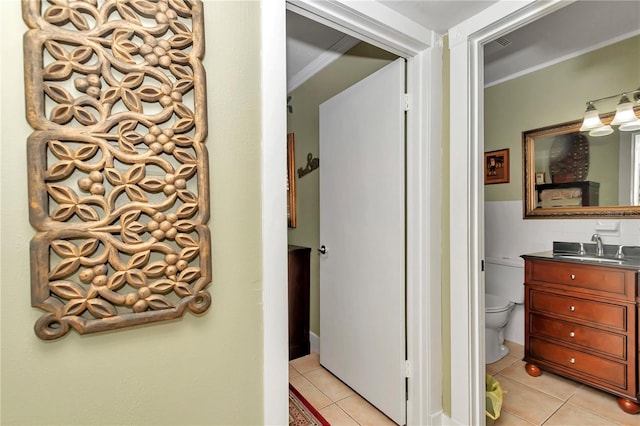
top-left (44, 40), bottom-right (70, 60)
top-left (51, 240), bottom-right (78, 258)
top-left (178, 267), bottom-right (200, 283)
top-left (50, 105), bottom-right (74, 124)
top-left (176, 203), bottom-right (198, 218)
top-left (169, 20), bottom-right (192, 36)
top-left (175, 234), bottom-right (198, 248)
top-left (136, 86), bottom-right (163, 101)
top-left (173, 78), bottom-right (194, 93)
top-left (108, 271), bottom-right (127, 290)
top-left (172, 118), bottom-right (194, 133)
top-left (118, 119), bottom-right (138, 133)
top-left (47, 161), bottom-right (75, 181)
top-left (168, 34), bottom-right (192, 49)
top-left (116, 2), bottom-right (141, 24)
top-left (74, 106), bottom-right (98, 126)
top-left (127, 221), bottom-right (145, 233)
top-left (139, 177), bottom-right (164, 192)
top-left (173, 149), bottom-right (196, 164)
top-left (126, 269), bottom-right (147, 287)
top-left (48, 184), bottom-right (78, 204)
top-left (70, 46), bottom-right (94, 63)
top-left (148, 279), bottom-right (174, 294)
top-left (168, 50), bottom-right (189, 64)
top-left (170, 64), bottom-right (193, 80)
top-left (51, 205), bottom-right (76, 222)
top-left (125, 163), bottom-right (145, 183)
top-left (76, 204), bottom-right (100, 221)
top-left (49, 140), bottom-right (74, 160)
top-left (120, 209), bottom-right (141, 226)
top-left (43, 61), bottom-right (73, 80)
top-left (119, 138), bottom-right (138, 155)
top-left (122, 229), bottom-right (143, 244)
top-left (87, 299), bottom-right (117, 318)
top-left (168, 0), bottom-right (193, 16)
top-left (43, 6), bottom-right (70, 25)
top-left (174, 281), bottom-right (193, 297)
top-left (172, 134), bottom-right (193, 147)
top-left (142, 261), bottom-right (166, 277)
top-left (174, 220), bottom-right (195, 233)
top-left (173, 102), bottom-right (193, 119)
top-left (180, 246), bottom-right (199, 262)
top-left (129, 0), bottom-right (157, 17)
top-left (101, 87), bottom-right (120, 105)
top-left (146, 295), bottom-right (173, 310)
top-left (177, 190), bottom-right (197, 203)
top-left (50, 279), bottom-right (85, 299)
top-left (49, 259), bottom-right (81, 279)
top-left (44, 83), bottom-right (74, 104)
top-left (74, 144), bottom-right (99, 160)
top-left (125, 185), bottom-right (147, 203)
top-left (63, 299), bottom-right (87, 316)
top-left (69, 9), bottom-right (90, 31)
top-left (128, 251), bottom-right (150, 269)
top-left (121, 72), bottom-right (145, 89)
top-left (176, 164), bottom-right (197, 180)
top-left (105, 168), bottom-right (124, 185)
top-left (77, 239), bottom-right (100, 257)
top-left (121, 88), bottom-right (142, 112)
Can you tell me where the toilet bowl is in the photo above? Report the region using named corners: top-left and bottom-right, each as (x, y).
top-left (485, 258), bottom-right (524, 364)
top-left (485, 293), bottom-right (515, 364)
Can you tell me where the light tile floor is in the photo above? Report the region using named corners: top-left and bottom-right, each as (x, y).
top-left (489, 341), bottom-right (639, 426)
top-left (289, 352), bottom-right (396, 426)
top-left (290, 342), bottom-right (640, 426)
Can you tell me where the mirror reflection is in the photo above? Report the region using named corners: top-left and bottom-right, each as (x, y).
top-left (523, 110), bottom-right (640, 218)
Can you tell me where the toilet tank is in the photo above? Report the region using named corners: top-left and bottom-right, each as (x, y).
top-left (485, 257), bottom-right (524, 304)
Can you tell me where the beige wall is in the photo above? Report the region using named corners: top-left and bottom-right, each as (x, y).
top-left (485, 35), bottom-right (640, 202)
top-left (1, 2), bottom-right (264, 424)
top-left (286, 43), bottom-right (397, 336)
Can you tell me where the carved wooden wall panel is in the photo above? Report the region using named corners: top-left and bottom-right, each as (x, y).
top-left (23, 0), bottom-right (211, 340)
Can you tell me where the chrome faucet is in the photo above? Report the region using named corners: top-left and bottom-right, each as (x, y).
top-left (591, 233), bottom-right (603, 256)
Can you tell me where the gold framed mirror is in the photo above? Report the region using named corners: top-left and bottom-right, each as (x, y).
top-left (524, 109), bottom-right (640, 219)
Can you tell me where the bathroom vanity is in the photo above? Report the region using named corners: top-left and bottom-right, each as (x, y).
top-left (522, 245), bottom-right (640, 415)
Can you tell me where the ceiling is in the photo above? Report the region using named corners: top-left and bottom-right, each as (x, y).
top-left (287, 1), bottom-right (640, 91)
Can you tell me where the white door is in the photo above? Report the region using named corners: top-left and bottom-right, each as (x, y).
top-left (319, 58), bottom-right (406, 425)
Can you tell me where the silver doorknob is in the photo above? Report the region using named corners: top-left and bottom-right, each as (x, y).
top-left (318, 245), bottom-right (327, 254)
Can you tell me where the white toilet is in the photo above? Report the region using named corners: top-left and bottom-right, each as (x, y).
top-left (485, 258), bottom-right (525, 364)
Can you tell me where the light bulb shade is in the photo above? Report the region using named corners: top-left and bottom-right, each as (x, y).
top-left (611, 94), bottom-right (638, 125)
top-left (620, 118), bottom-right (640, 132)
top-left (589, 125), bottom-right (614, 137)
top-left (579, 103), bottom-right (604, 131)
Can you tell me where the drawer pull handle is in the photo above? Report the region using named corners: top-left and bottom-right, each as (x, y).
top-left (570, 305), bottom-right (575, 312)
top-left (570, 274), bottom-right (575, 280)
top-left (569, 331), bottom-right (575, 338)
top-left (569, 358), bottom-right (575, 364)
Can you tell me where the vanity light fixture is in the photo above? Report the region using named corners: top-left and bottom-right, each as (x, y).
top-left (580, 89), bottom-right (640, 136)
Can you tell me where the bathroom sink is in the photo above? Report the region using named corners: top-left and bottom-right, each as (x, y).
top-left (551, 241), bottom-right (640, 268)
top-left (553, 254), bottom-right (625, 265)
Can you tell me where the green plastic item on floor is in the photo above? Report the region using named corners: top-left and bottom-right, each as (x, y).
top-left (486, 374), bottom-right (503, 422)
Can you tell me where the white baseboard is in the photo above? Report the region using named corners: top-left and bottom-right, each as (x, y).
top-left (309, 331), bottom-right (320, 355)
top-left (436, 412), bottom-right (465, 426)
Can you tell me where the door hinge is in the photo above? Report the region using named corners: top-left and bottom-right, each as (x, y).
top-left (404, 360), bottom-right (411, 377)
top-left (404, 93), bottom-right (411, 111)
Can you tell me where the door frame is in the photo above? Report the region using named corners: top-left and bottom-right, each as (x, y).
top-left (261, 1), bottom-right (444, 424)
top-left (448, 1), bottom-right (575, 424)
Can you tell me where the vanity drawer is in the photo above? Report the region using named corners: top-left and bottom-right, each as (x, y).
top-left (530, 314), bottom-right (626, 359)
top-left (527, 260), bottom-right (634, 300)
top-left (529, 290), bottom-right (626, 331)
top-left (530, 337), bottom-right (627, 390)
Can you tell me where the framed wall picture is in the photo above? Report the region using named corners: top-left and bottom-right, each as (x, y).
top-left (287, 133), bottom-right (297, 227)
top-left (484, 148), bottom-right (510, 185)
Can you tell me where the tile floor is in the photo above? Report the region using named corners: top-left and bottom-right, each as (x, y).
top-left (488, 341), bottom-right (638, 426)
top-left (290, 342), bottom-right (640, 426)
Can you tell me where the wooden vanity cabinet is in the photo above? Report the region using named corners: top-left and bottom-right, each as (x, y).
top-left (523, 257), bottom-right (640, 414)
